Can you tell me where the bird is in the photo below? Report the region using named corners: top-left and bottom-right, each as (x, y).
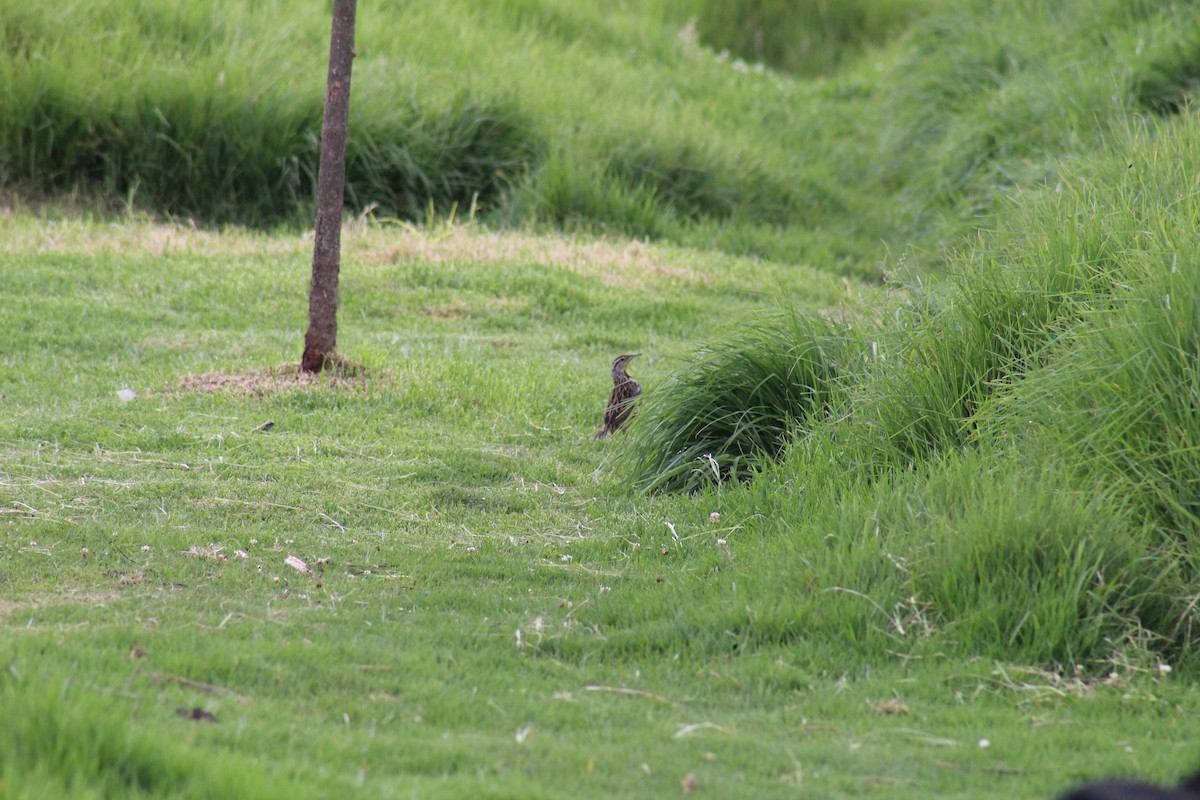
top-left (595, 353), bottom-right (642, 440)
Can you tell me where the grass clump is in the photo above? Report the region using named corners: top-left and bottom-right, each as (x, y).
top-left (967, 118), bottom-right (1200, 545)
top-left (346, 94), bottom-right (540, 222)
top-left (906, 464), bottom-right (1177, 667)
top-left (502, 148), bottom-right (676, 239)
top-left (982, 254), bottom-right (1200, 542)
top-left (624, 313), bottom-right (849, 493)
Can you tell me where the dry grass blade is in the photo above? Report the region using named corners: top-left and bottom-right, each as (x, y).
top-left (584, 685), bottom-right (675, 704)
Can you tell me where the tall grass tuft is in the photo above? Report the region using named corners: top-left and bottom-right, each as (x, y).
top-left (623, 313), bottom-right (849, 493)
top-left (908, 463), bottom-right (1181, 667)
top-left (1089, 269), bottom-right (1200, 537)
top-left (501, 148), bottom-right (676, 239)
top-left (982, 244), bottom-right (1200, 542)
top-left (345, 94), bottom-right (541, 222)
top-left (972, 111), bottom-right (1200, 537)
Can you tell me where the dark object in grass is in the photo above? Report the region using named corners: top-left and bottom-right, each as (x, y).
top-left (595, 354), bottom-right (642, 440)
top-left (258, 421), bottom-right (275, 432)
top-left (175, 707), bottom-right (217, 723)
top-left (1057, 772), bottom-right (1200, 800)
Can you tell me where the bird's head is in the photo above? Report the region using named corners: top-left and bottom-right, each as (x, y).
top-left (612, 353), bottom-right (640, 376)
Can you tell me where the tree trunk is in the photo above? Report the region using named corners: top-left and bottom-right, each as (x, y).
top-left (301, 0), bottom-right (357, 373)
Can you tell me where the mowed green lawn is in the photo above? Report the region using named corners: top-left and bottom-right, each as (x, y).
top-left (1, 213), bottom-right (1196, 799)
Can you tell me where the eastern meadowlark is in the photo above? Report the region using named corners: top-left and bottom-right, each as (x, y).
top-left (595, 353), bottom-right (642, 439)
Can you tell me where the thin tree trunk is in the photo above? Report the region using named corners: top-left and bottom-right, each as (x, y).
top-left (301, 0), bottom-right (357, 373)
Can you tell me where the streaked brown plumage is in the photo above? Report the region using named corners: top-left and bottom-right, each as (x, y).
top-left (595, 353), bottom-right (642, 439)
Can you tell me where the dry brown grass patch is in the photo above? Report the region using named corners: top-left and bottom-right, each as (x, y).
top-left (0, 591), bottom-right (122, 621)
top-left (427, 303), bottom-right (466, 319)
top-left (0, 208), bottom-right (306, 258)
top-left (3, 208), bottom-right (710, 291)
top-left (175, 361), bottom-right (370, 396)
top-left (1, 212), bottom-right (764, 299)
top-left (352, 223), bottom-right (711, 291)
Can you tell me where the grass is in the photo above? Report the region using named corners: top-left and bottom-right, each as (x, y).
top-left (1, 207), bottom-right (1197, 799)
top-left (5, 0), bottom-right (1200, 796)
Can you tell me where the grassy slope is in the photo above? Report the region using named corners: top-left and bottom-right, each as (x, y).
top-left (624, 112), bottom-right (1200, 671)
top-left (23, 0), bottom-right (1176, 274)
top-left (619, 0), bottom-right (1200, 671)
top-left (5, 0), bottom-right (1193, 273)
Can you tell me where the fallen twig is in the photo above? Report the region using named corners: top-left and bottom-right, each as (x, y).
top-left (144, 670), bottom-right (244, 700)
top-left (673, 721), bottom-right (733, 738)
top-left (584, 685), bottom-right (674, 704)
